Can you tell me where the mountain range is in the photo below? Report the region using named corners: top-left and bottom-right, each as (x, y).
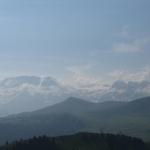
top-left (0, 96), bottom-right (149, 144)
top-left (0, 76), bottom-right (150, 117)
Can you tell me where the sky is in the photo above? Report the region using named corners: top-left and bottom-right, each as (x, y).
top-left (0, 0), bottom-right (150, 83)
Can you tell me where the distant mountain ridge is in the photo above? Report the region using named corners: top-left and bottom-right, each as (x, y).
top-left (0, 76), bottom-right (150, 117)
top-left (0, 96), bottom-right (149, 144)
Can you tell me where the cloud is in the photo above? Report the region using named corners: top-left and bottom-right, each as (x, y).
top-left (65, 65), bottom-right (98, 87)
top-left (0, 68), bottom-right (150, 105)
top-left (62, 65), bottom-right (110, 99)
top-left (88, 28), bottom-right (150, 55)
top-left (112, 26), bottom-right (150, 53)
top-left (64, 65), bottom-right (150, 92)
top-left (113, 38), bottom-right (149, 53)
top-left (109, 67), bottom-right (150, 82)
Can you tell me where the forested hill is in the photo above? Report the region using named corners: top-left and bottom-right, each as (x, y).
top-left (0, 132), bottom-right (149, 150)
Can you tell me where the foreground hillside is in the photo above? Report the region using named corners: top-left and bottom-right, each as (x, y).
top-left (0, 97), bottom-right (149, 144)
top-left (0, 132), bottom-right (149, 150)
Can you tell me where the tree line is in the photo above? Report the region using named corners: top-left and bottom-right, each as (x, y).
top-left (0, 132), bottom-right (149, 150)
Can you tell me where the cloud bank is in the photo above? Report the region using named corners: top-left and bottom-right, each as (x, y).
top-left (0, 66), bottom-right (150, 116)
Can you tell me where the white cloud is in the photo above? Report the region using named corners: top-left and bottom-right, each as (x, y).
top-left (89, 29), bottom-right (150, 55)
top-left (64, 65), bottom-right (150, 92)
top-left (63, 65), bottom-right (109, 91)
top-left (109, 67), bottom-right (150, 82)
top-left (113, 38), bottom-right (149, 53)
top-left (112, 26), bottom-right (150, 53)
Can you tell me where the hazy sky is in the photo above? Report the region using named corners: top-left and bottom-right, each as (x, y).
top-left (0, 0), bottom-right (150, 81)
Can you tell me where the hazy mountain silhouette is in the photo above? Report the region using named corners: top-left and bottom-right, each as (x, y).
top-left (0, 97), bottom-right (149, 144)
top-left (0, 76), bottom-right (150, 117)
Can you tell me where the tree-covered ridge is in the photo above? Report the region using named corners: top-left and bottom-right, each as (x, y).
top-left (0, 132), bottom-right (149, 150)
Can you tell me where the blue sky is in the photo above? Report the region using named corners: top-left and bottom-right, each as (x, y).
top-left (0, 0), bottom-right (150, 81)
